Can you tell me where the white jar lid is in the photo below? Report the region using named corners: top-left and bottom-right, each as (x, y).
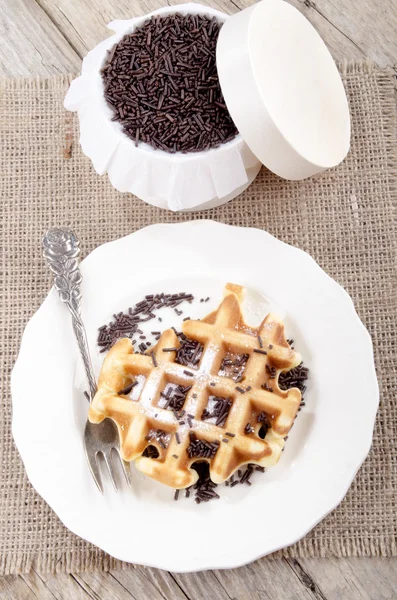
top-left (216, 0), bottom-right (351, 180)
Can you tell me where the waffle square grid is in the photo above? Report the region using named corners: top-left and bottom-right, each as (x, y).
top-left (89, 285), bottom-right (302, 489)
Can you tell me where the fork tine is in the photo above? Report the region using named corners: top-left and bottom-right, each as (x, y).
top-left (103, 451), bottom-right (118, 492)
top-left (119, 454), bottom-right (132, 488)
top-left (85, 448), bottom-right (104, 494)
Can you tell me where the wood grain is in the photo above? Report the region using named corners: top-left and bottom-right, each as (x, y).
top-left (31, 0), bottom-right (397, 67)
top-left (1, 560), bottom-right (397, 599)
top-left (299, 557), bottom-right (397, 600)
top-left (0, 0), bottom-right (80, 76)
top-left (290, 0), bottom-right (397, 67)
top-left (35, 0), bottom-right (241, 58)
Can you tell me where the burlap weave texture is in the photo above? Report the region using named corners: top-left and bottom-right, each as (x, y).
top-left (0, 62), bottom-right (396, 573)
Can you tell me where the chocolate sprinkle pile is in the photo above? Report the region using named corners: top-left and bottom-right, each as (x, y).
top-left (175, 335), bottom-right (203, 367)
top-left (101, 14), bottom-right (238, 153)
top-left (219, 352), bottom-right (248, 382)
top-left (202, 396), bottom-right (232, 427)
top-left (190, 462), bottom-right (220, 503)
top-left (97, 292), bottom-right (193, 352)
top-left (278, 363), bottom-right (309, 396)
top-left (187, 432), bottom-right (219, 459)
top-left (177, 462), bottom-right (265, 503)
top-left (160, 383), bottom-right (190, 412)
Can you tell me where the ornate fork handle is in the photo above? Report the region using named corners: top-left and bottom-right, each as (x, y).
top-left (43, 228), bottom-right (97, 399)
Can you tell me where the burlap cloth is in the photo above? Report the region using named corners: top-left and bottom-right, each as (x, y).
top-left (0, 62), bottom-right (396, 574)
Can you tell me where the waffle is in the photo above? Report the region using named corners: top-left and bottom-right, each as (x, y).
top-left (89, 284), bottom-right (302, 489)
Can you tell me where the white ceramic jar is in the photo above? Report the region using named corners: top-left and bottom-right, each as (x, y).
top-left (64, 3), bottom-right (261, 211)
top-left (65, 1), bottom-right (350, 212)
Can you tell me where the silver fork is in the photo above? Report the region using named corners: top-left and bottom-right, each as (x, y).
top-left (42, 228), bottom-right (131, 493)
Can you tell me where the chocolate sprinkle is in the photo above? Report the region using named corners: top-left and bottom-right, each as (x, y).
top-left (257, 411), bottom-right (267, 423)
top-left (253, 348), bottom-right (268, 355)
top-left (118, 381), bottom-right (138, 395)
top-left (261, 382), bottom-right (273, 392)
top-left (266, 364), bottom-right (277, 379)
top-left (239, 464), bottom-right (254, 485)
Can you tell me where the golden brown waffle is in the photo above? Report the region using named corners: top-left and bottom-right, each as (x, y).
top-left (89, 284), bottom-right (302, 489)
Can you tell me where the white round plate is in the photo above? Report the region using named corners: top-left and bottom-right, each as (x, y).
top-left (12, 221), bottom-right (378, 572)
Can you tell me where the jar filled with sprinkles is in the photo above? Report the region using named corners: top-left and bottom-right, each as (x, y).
top-left (65, 1), bottom-right (350, 211)
top-left (101, 13), bottom-right (238, 154)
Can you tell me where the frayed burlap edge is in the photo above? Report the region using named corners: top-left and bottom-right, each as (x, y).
top-left (2, 536), bottom-right (397, 576)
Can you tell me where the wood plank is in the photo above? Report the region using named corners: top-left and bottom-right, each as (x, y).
top-left (167, 570), bottom-right (233, 600)
top-left (0, 574), bottom-right (42, 600)
top-left (74, 572), bottom-right (136, 600)
top-left (0, 0), bottom-right (80, 77)
top-left (2, 560), bottom-right (397, 600)
top-left (31, 570), bottom-right (93, 600)
top-left (35, 0), bottom-right (240, 60)
top-left (172, 560), bottom-right (317, 600)
top-left (108, 567), bottom-right (190, 600)
top-left (215, 558), bottom-right (320, 600)
top-left (36, 0), bottom-right (397, 69)
top-left (290, 0), bottom-right (397, 68)
top-left (298, 557), bottom-right (397, 600)
top-left (0, 571), bottom-right (92, 600)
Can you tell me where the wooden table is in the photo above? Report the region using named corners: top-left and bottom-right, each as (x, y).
top-left (1, 1), bottom-right (396, 598)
